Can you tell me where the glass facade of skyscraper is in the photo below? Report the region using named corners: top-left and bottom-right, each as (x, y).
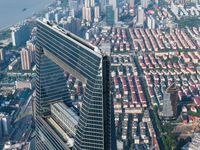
top-left (36, 20), bottom-right (116, 150)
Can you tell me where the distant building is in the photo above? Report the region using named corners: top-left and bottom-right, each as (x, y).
top-left (106, 5), bottom-right (115, 26)
top-left (91, 0), bottom-right (95, 7)
top-left (11, 22), bottom-right (29, 48)
top-left (0, 113), bottom-right (11, 135)
top-left (171, 2), bottom-right (179, 16)
top-left (69, 0), bottom-right (78, 12)
top-left (26, 40), bottom-right (36, 63)
top-left (59, 17), bottom-right (81, 34)
top-left (147, 15), bottom-right (156, 29)
top-left (129, 0), bottom-right (135, 8)
top-left (0, 118), bottom-right (2, 138)
top-left (99, 0), bottom-right (107, 12)
top-left (109, 0), bottom-right (118, 24)
top-left (137, 6), bottom-right (144, 26)
top-left (20, 48), bottom-right (31, 70)
top-left (82, 6), bottom-right (92, 21)
top-left (141, 0), bottom-right (149, 8)
top-left (8, 58), bottom-right (20, 70)
top-left (15, 80), bottom-right (33, 90)
top-left (94, 6), bottom-right (100, 22)
top-left (0, 48), bottom-right (5, 64)
top-left (159, 83), bottom-right (178, 120)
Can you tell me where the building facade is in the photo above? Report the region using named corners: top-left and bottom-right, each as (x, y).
top-left (160, 83), bottom-right (178, 120)
top-left (129, 0), bottom-right (135, 8)
top-left (0, 48), bottom-right (5, 64)
top-left (36, 20), bottom-right (117, 150)
top-left (21, 48), bottom-right (31, 70)
top-left (106, 5), bottom-right (115, 26)
top-left (11, 23), bottom-right (29, 48)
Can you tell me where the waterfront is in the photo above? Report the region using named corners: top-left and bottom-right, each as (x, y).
top-left (0, 0), bottom-right (54, 31)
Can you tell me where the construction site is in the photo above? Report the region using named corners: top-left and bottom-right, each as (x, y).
top-left (173, 117), bottom-right (200, 140)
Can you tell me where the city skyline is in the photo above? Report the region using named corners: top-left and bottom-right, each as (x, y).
top-left (0, 0), bottom-right (200, 149)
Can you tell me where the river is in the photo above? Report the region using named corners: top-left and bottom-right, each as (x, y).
top-left (0, 0), bottom-right (54, 31)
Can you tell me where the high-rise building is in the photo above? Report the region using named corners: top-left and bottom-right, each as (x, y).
top-left (94, 6), bottom-right (100, 18)
top-left (141, 0), bottom-right (149, 8)
top-left (36, 20), bottom-right (117, 150)
top-left (82, 6), bottom-right (92, 21)
top-left (106, 5), bottom-right (115, 26)
top-left (20, 48), bottom-right (31, 70)
top-left (0, 118), bottom-right (2, 138)
top-left (11, 23), bottom-right (29, 48)
top-left (99, 0), bottom-right (107, 12)
top-left (160, 83), bottom-right (178, 120)
top-left (26, 40), bottom-right (36, 63)
top-left (137, 6), bottom-right (144, 26)
top-left (0, 48), bottom-right (5, 64)
top-left (0, 113), bottom-right (11, 135)
top-left (59, 17), bottom-right (81, 34)
top-left (129, 0), bottom-right (135, 8)
top-left (69, 0), bottom-right (78, 12)
top-left (109, 0), bottom-right (118, 24)
top-left (147, 15), bottom-right (156, 29)
top-left (109, 0), bottom-right (117, 8)
top-left (84, 0), bottom-right (91, 7)
top-left (91, 0), bottom-right (95, 7)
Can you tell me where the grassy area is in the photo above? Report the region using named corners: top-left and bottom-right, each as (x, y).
top-left (177, 17), bottom-right (200, 27)
top-left (0, 30), bottom-right (11, 40)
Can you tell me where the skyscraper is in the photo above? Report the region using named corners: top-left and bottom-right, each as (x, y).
top-left (160, 83), bottom-right (178, 120)
top-left (21, 48), bottom-right (31, 70)
top-left (36, 19), bottom-right (117, 150)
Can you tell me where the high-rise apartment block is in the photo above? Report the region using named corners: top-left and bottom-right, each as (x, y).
top-left (129, 0), bottom-right (135, 8)
top-left (26, 40), bottom-right (36, 63)
top-left (59, 17), bottom-right (81, 34)
top-left (94, 6), bottom-right (100, 18)
top-left (82, 6), bottom-right (92, 21)
top-left (159, 83), bottom-right (178, 120)
top-left (21, 48), bottom-right (31, 70)
top-left (147, 15), bottom-right (156, 29)
top-left (109, 0), bottom-right (118, 25)
top-left (141, 0), bottom-right (149, 8)
top-left (94, 6), bottom-right (101, 22)
top-left (0, 48), bottom-right (5, 64)
top-left (35, 20), bottom-right (117, 150)
top-left (69, 0), bottom-right (78, 12)
top-left (137, 6), bottom-right (144, 26)
top-left (106, 5), bottom-right (115, 26)
top-left (0, 113), bottom-right (11, 135)
top-left (99, 0), bottom-right (107, 12)
top-left (11, 23), bottom-right (29, 48)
